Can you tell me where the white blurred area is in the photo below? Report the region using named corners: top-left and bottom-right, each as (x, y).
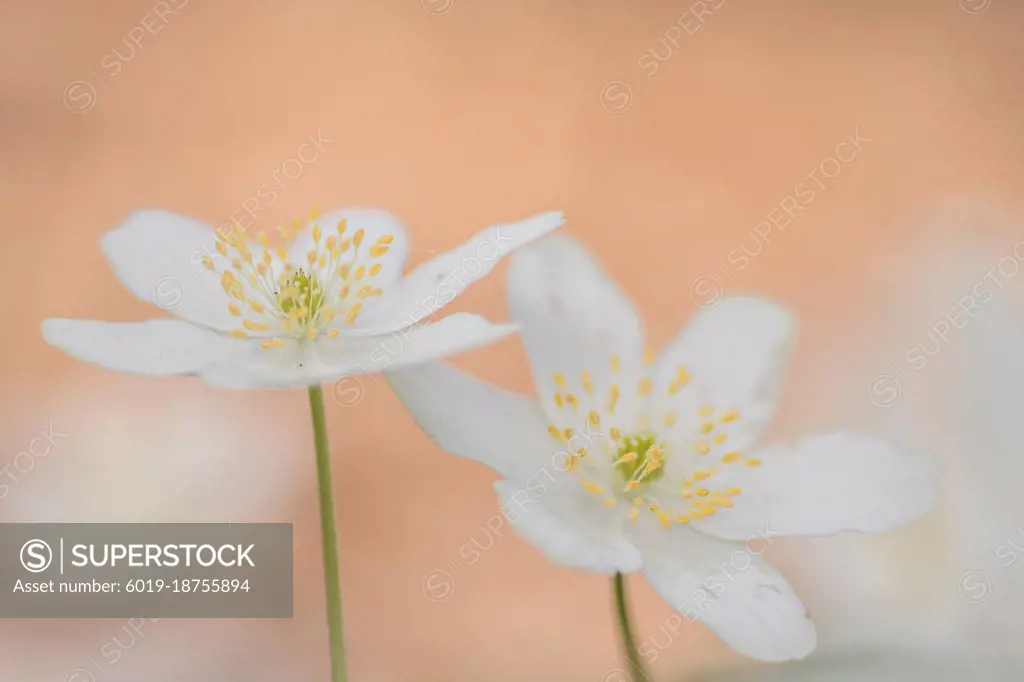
top-left (0, 377), bottom-right (309, 681)
top-left (745, 199), bottom-right (1024, 679)
top-left (0, 377), bottom-right (305, 523)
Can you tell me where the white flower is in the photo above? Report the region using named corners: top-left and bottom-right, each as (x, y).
top-left (42, 208), bottom-right (564, 388)
top-left (387, 234), bottom-right (938, 662)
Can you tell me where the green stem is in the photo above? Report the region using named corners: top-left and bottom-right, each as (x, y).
top-left (613, 572), bottom-right (650, 682)
top-left (308, 385), bottom-right (347, 682)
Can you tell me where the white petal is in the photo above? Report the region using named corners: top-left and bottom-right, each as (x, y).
top-left (691, 433), bottom-right (939, 542)
top-left (385, 362), bottom-right (556, 481)
top-left (42, 318), bottom-right (229, 375)
top-left (101, 209), bottom-right (240, 331)
top-left (507, 233), bottom-right (646, 427)
top-left (203, 313), bottom-right (517, 389)
top-left (631, 524), bottom-right (816, 661)
top-left (651, 296), bottom-right (793, 452)
top-left (495, 480), bottom-right (642, 574)
top-left (360, 211), bottom-right (565, 331)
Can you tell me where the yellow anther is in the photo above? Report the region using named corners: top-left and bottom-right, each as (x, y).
top-left (307, 251), bottom-right (316, 265)
top-left (726, 487), bottom-right (742, 496)
top-left (243, 320), bottom-right (269, 331)
top-left (694, 442), bottom-right (711, 455)
top-left (648, 503), bottom-right (659, 512)
top-left (722, 451), bottom-right (743, 463)
top-left (681, 488), bottom-right (693, 499)
top-left (377, 234), bottom-right (394, 245)
top-left (326, 235), bottom-right (337, 250)
top-left (355, 265), bottom-right (366, 280)
top-left (227, 304), bottom-right (241, 316)
top-left (713, 434), bottom-right (727, 444)
top-left (610, 427), bottom-right (622, 441)
top-left (322, 308), bottom-right (336, 322)
top-left (610, 354), bottom-right (621, 372)
top-left (625, 480), bottom-right (641, 491)
top-left (647, 445), bottom-right (664, 460)
top-left (698, 405), bottom-right (714, 417)
top-left (692, 470), bottom-right (711, 480)
top-left (554, 393), bottom-right (564, 408)
top-left (642, 459), bottom-right (662, 474)
top-left (700, 422), bottom-right (715, 434)
top-left (312, 224), bottom-right (322, 242)
top-left (215, 241), bottom-right (227, 256)
top-left (353, 228), bottom-right (365, 247)
top-left (564, 454), bottom-right (579, 471)
top-left (700, 507), bottom-right (717, 516)
top-left (676, 515), bottom-right (691, 525)
top-left (696, 488), bottom-right (710, 497)
top-left (581, 480), bottom-right (605, 495)
top-left (745, 458), bottom-right (762, 467)
top-left (708, 497), bottom-right (733, 508)
top-left (357, 285), bottom-right (375, 299)
top-left (260, 338), bottom-right (285, 348)
top-left (629, 508), bottom-right (640, 522)
top-left (230, 330), bottom-right (248, 338)
top-left (662, 412), bottom-right (678, 427)
top-left (721, 410), bottom-right (740, 422)
top-left (633, 496), bottom-right (645, 506)
top-left (336, 218), bottom-right (347, 235)
top-left (637, 378), bottom-right (653, 396)
top-left (658, 513), bottom-right (671, 529)
top-left (345, 303), bottom-right (362, 324)
top-left (552, 372), bottom-right (567, 388)
top-left (566, 393), bottom-right (579, 410)
top-left (608, 385), bottom-right (621, 412)
top-left (256, 262), bottom-right (268, 276)
top-left (547, 425), bottom-right (563, 441)
top-left (327, 329), bottom-right (340, 338)
top-left (369, 245), bottom-right (389, 257)
top-left (338, 238), bottom-right (352, 253)
top-left (617, 452), bottom-right (638, 465)
top-left (369, 263), bottom-right (382, 276)
top-left (588, 410), bottom-right (601, 427)
top-left (563, 428), bottom-right (574, 440)
top-left (276, 246), bottom-right (287, 260)
top-left (581, 370), bottom-right (594, 395)
top-left (201, 255), bottom-right (215, 271)
top-left (603, 497), bottom-right (616, 508)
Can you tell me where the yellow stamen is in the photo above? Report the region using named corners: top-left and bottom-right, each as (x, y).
top-left (260, 338), bottom-right (285, 348)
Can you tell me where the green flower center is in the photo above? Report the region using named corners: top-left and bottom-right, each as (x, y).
top-left (614, 431), bottom-right (665, 486)
top-left (277, 269), bottom-right (325, 323)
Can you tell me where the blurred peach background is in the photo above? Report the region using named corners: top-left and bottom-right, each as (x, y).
top-left (2, 0), bottom-right (1024, 680)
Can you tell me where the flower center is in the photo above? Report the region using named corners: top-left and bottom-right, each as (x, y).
top-left (543, 353), bottom-right (761, 530)
top-left (613, 431), bottom-right (665, 488)
top-left (198, 212), bottom-right (394, 346)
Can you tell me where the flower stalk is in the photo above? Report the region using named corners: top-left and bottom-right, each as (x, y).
top-left (308, 385), bottom-right (348, 682)
top-left (613, 572), bottom-right (650, 682)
